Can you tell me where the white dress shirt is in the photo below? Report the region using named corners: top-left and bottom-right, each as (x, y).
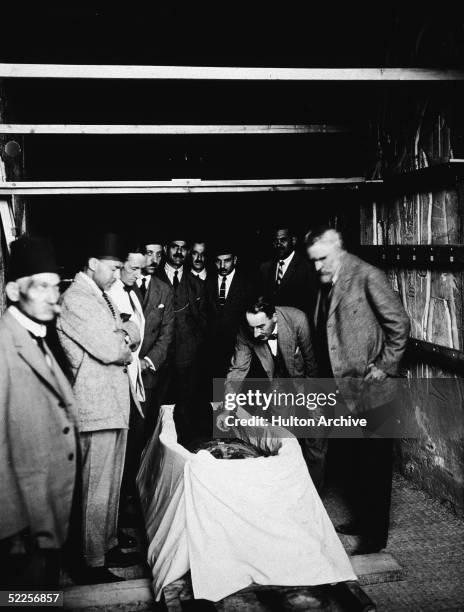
top-left (137, 274), bottom-right (151, 292)
top-left (108, 279), bottom-right (146, 402)
top-left (275, 250), bottom-right (295, 281)
top-left (165, 263), bottom-right (183, 284)
top-left (9, 305), bottom-right (47, 338)
top-left (192, 268), bottom-right (207, 281)
top-left (217, 268), bottom-right (236, 300)
top-left (9, 306), bottom-right (53, 368)
top-left (267, 322), bottom-right (278, 357)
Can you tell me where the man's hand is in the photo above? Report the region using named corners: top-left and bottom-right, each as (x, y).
top-left (364, 363), bottom-right (387, 382)
top-left (216, 410), bottom-right (231, 433)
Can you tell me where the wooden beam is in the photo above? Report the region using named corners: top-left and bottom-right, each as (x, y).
top-left (0, 124), bottom-right (351, 135)
top-left (0, 177), bottom-right (365, 195)
top-left (0, 64), bottom-right (463, 81)
top-left (0, 200), bottom-right (16, 250)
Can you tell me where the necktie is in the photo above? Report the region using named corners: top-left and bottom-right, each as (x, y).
top-left (276, 260), bottom-right (285, 285)
top-left (30, 333), bottom-right (53, 369)
top-left (219, 276), bottom-right (227, 306)
top-left (140, 277), bottom-right (147, 299)
top-left (173, 270), bottom-right (179, 289)
top-left (123, 284), bottom-right (136, 312)
top-left (102, 291), bottom-right (116, 319)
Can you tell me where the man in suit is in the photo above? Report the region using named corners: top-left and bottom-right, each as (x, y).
top-left (190, 241), bottom-right (208, 281)
top-left (108, 250), bottom-right (146, 535)
top-left (57, 234), bottom-right (142, 583)
top-left (135, 249), bottom-right (174, 439)
top-left (260, 226), bottom-right (316, 318)
top-left (306, 227), bottom-right (410, 554)
top-left (137, 241), bottom-right (164, 301)
top-left (206, 245), bottom-right (253, 379)
top-left (0, 236), bottom-right (77, 589)
top-left (156, 236), bottom-right (207, 438)
top-left (217, 297), bottom-right (326, 488)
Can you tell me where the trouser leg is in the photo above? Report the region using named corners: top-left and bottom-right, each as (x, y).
top-left (80, 429), bottom-right (127, 567)
top-left (299, 437), bottom-right (329, 493)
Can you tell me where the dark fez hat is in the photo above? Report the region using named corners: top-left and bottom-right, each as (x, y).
top-left (90, 232), bottom-right (125, 262)
top-left (7, 235), bottom-right (59, 282)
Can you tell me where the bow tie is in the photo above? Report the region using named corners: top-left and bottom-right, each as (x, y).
top-left (268, 333), bottom-right (278, 341)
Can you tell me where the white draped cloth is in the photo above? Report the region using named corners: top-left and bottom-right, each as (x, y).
top-left (137, 406), bottom-right (356, 602)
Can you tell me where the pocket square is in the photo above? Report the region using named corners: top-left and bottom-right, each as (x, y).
top-left (158, 304), bottom-right (165, 309)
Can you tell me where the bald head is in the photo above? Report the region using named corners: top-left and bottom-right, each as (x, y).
top-left (306, 228), bottom-right (345, 284)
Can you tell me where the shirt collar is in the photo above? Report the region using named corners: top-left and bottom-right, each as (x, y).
top-left (279, 250), bottom-right (295, 266)
top-left (218, 268), bottom-right (236, 283)
top-left (9, 305), bottom-right (47, 338)
top-left (165, 263), bottom-right (183, 276)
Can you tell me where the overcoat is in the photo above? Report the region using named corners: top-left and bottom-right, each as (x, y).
top-left (0, 310), bottom-right (77, 548)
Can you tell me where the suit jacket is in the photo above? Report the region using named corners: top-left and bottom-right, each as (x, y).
top-left (156, 268), bottom-right (207, 367)
top-left (225, 306), bottom-right (318, 395)
top-left (0, 310), bottom-right (77, 548)
top-left (316, 253), bottom-right (410, 412)
top-left (260, 251), bottom-right (316, 317)
top-left (57, 272), bottom-right (140, 432)
top-left (136, 275), bottom-right (174, 389)
top-left (206, 270), bottom-right (253, 347)
top-left (108, 279), bottom-right (146, 401)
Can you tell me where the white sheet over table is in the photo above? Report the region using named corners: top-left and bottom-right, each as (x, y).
top-left (137, 406), bottom-right (356, 602)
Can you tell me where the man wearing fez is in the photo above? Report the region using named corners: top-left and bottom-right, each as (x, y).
top-left (156, 235), bottom-right (207, 439)
top-left (306, 227), bottom-right (410, 554)
top-left (260, 226), bottom-right (316, 319)
top-left (57, 234), bottom-right (142, 583)
top-left (0, 236), bottom-right (77, 588)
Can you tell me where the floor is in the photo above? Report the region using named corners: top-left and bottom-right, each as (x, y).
top-left (63, 472), bottom-right (464, 611)
top-left (324, 473), bottom-right (464, 611)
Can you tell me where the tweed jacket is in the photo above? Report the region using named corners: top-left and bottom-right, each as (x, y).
top-left (136, 275), bottom-right (174, 389)
top-left (0, 310), bottom-right (77, 548)
top-left (57, 272), bottom-right (139, 432)
top-left (156, 268), bottom-right (207, 366)
top-left (260, 252), bottom-right (317, 318)
top-left (315, 253), bottom-right (410, 412)
top-left (225, 306), bottom-right (318, 395)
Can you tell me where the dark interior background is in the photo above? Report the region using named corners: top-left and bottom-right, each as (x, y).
top-left (1, 5), bottom-right (463, 275)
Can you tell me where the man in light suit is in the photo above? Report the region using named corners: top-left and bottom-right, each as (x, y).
top-left (57, 234), bottom-right (142, 583)
top-left (0, 236), bottom-right (77, 589)
top-left (217, 297), bottom-right (326, 488)
top-left (306, 227), bottom-right (410, 554)
top-left (260, 226), bottom-right (316, 319)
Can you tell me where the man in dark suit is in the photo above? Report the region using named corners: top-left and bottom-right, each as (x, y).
top-left (135, 256), bottom-right (174, 438)
top-left (217, 297), bottom-right (326, 489)
top-left (306, 227), bottom-right (410, 554)
top-left (260, 227), bottom-right (316, 318)
top-left (206, 245), bottom-right (253, 380)
top-left (0, 236), bottom-right (77, 589)
top-left (156, 236), bottom-right (207, 438)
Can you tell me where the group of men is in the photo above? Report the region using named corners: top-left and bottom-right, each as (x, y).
top-left (0, 223), bottom-right (410, 589)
